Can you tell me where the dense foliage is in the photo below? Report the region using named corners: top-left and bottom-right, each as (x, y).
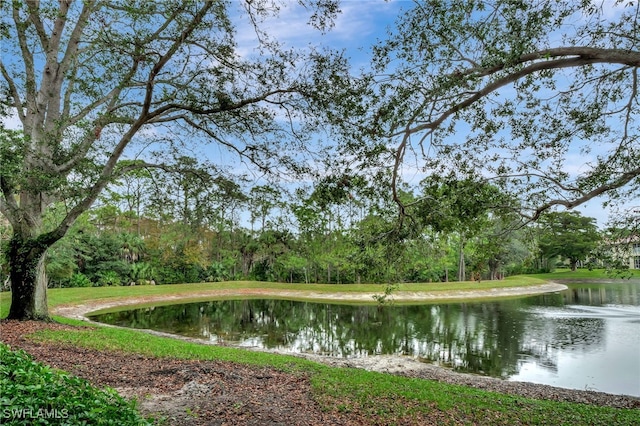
top-left (0, 169), bottom-right (621, 289)
top-left (0, 343), bottom-right (150, 425)
top-left (537, 212), bottom-right (601, 271)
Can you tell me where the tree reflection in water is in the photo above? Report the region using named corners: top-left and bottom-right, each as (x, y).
top-left (90, 282), bottom-right (640, 394)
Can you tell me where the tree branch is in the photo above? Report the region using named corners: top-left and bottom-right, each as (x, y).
top-left (147, 88), bottom-right (299, 121)
top-left (397, 53), bottom-right (632, 138)
top-left (140, 4), bottom-right (215, 118)
top-left (58, 1), bottom-right (95, 79)
top-left (0, 61), bottom-right (26, 123)
top-left (49, 3), bottom-right (217, 240)
top-left (528, 166), bottom-right (640, 221)
top-left (179, 116), bottom-right (248, 158)
top-left (12, 5), bottom-right (37, 126)
top-left (0, 176), bottom-right (19, 227)
top-left (389, 46), bottom-right (640, 220)
top-left (24, 0), bottom-right (50, 53)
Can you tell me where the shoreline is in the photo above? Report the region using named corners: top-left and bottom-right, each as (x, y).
top-left (12, 281), bottom-right (640, 409)
top-left (3, 282), bottom-right (640, 409)
top-left (51, 282), bottom-right (569, 320)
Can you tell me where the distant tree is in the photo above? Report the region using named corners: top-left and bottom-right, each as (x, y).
top-left (537, 212), bottom-right (601, 272)
top-left (474, 216), bottom-right (530, 280)
top-left (416, 175), bottom-right (509, 281)
top-left (249, 185), bottom-right (281, 232)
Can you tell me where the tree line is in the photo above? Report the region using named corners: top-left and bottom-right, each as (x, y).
top-left (1, 163), bottom-right (620, 290)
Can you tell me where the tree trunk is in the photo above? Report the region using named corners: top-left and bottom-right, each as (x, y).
top-left (34, 256), bottom-right (49, 315)
top-left (457, 238), bottom-right (466, 282)
top-left (7, 235), bottom-right (51, 321)
top-left (488, 259), bottom-right (500, 280)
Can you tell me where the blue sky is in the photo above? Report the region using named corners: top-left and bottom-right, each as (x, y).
top-left (230, 0), bottom-right (407, 79)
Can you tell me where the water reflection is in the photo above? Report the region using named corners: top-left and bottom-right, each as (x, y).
top-left (89, 281), bottom-right (640, 396)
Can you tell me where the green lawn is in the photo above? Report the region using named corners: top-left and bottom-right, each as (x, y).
top-left (27, 320), bottom-right (640, 425)
top-left (527, 268), bottom-right (640, 280)
top-left (2, 275), bottom-right (639, 425)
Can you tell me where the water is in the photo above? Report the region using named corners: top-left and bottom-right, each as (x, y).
top-left (89, 281), bottom-right (640, 396)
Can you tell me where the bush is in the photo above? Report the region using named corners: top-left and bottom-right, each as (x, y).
top-left (67, 273), bottom-right (93, 287)
top-left (97, 270), bottom-right (123, 286)
top-left (0, 343), bottom-right (151, 425)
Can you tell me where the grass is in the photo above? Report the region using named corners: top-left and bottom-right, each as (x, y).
top-left (26, 322), bottom-right (640, 425)
top-left (2, 274), bottom-right (639, 425)
top-left (526, 268), bottom-right (640, 280)
top-left (0, 276), bottom-right (549, 318)
top-left (25, 323), bottom-right (640, 425)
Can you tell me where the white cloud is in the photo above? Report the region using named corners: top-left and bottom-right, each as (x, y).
top-left (1, 110), bottom-right (22, 130)
top-left (232, 0), bottom-right (402, 62)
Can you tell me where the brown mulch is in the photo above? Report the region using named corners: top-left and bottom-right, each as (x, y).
top-left (1, 320), bottom-right (638, 425)
top-left (0, 320), bottom-right (436, 425)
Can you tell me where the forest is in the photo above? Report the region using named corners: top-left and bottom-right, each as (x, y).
top-left (1, 161), bottom-right (617, 289)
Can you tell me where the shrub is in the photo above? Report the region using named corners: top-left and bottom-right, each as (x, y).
top-left (67, 273), bottom-right (93, 288)
top-left (97, 270), bottom-right (123, 286)
top-left (0, 343), bottom-right (151, 425)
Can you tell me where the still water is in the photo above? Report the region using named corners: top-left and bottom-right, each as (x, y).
top-left (89, 281), bottom-right (640, 396)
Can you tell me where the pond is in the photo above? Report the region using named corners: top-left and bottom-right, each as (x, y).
top-left (89, 281), bottom-right (640, 396)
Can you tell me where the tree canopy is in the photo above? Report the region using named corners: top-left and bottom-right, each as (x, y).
top-left (537, 211), bottom-right (601, 271)
top-left (350, 0), bottom-right (639, 221)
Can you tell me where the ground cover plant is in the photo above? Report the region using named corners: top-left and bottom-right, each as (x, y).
top-left (0, 343), bottom-right (150, 425)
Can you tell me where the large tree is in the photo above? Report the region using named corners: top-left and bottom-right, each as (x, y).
top-left (358, 0), bottom-right (639, 222)
top-left (537, 211), bottom-right (601, 271)
top-left (0, 0), bottom-right (346, 320)
top-left (417, 175), bottom-right (509, 281)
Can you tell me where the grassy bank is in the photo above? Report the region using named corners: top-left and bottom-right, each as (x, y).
top-left (0, 276), bottom-right (549, 318)
top-left (2, 276), bottom-right (639, 424)
top-left (527, 268), bottom-right (640, 280)
top-left (25, 322), bottom-right (640, 425)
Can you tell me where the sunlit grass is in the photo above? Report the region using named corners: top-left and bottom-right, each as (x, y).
top-left (527, 268), bottom-right (640, 280)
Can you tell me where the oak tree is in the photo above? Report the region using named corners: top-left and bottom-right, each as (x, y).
top-left (0, 0), bottom-right (345, 319)
top-left (537, 211), bottom-right (601, 271)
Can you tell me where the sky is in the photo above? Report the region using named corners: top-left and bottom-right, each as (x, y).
top-left (2, 0), bottom-right (635, 228)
